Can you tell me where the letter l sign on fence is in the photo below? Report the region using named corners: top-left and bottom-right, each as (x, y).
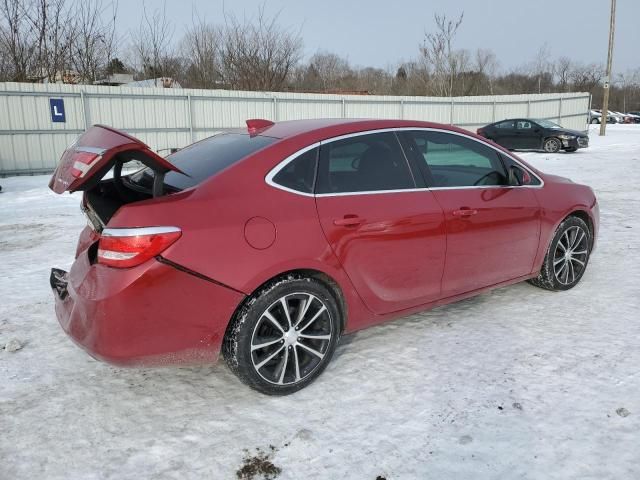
top-left (49, 98), bottom-right (66, 123)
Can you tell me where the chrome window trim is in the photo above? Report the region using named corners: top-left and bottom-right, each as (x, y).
top-left (264, 142), bottom-right (320, 198)
top-left (265, 127), bottom-right (544, 197)
top-left (317, 188), bottom-right (427, 198)
top-left (102, 226), bottom-right (181, 237)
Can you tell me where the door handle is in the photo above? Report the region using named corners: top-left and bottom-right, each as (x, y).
top-left (333, 215), bottom-right (364, 227)
top-left (452, 208), bottom-right (478, 217)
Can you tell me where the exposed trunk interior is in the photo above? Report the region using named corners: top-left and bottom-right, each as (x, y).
top-left (83, 157), bottom-right (165, 230)
top-left (84, 177), bottom-right (153, 230)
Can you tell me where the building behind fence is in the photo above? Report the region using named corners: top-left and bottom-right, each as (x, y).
top-left (0, 82), bottom-right (590, 176)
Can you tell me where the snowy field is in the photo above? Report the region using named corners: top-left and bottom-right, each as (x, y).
top-left (1, 125), bottom-right (639, 480)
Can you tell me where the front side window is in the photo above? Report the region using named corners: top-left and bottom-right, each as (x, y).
top-left (272, 147), bottom-right (318, 194)
top-left (400, 131), bottom-right (508, 188)
top-left (316, 132), bottom-right (415, 194)
top-left (517, 120), bottom-right (533, 129)
top-left (500, 154), bottom-right (542, 186)
top-left (495, 120), bottom-right (515, 129)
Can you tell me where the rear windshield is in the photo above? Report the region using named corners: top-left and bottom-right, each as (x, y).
top-left (129, 133), bottom-right (275, 191)
top-left (535, 119), bottom-right (561, 129)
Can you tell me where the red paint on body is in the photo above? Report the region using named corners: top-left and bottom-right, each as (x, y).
top-left (49, 119), bottom-right (599, 367)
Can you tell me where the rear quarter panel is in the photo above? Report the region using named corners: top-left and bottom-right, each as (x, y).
top-left (107, 136), bottom-right (375, 333)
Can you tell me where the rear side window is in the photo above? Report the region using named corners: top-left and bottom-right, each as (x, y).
top-left (162, 133), bottom-right (275, 190)
top-left (316, 132), bottom-right (415, 194)
top-left (400, 131), bottom-right (507, 188)
top-left (272, 147), bottom-right (318, 194)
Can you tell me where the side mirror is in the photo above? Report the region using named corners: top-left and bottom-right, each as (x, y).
top-left (508, 165), bottom-right (532, 186)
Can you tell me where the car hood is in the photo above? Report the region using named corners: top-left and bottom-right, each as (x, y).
top-left (550, 127), bottom-right (588, 138)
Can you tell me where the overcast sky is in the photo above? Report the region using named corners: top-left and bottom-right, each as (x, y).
top-left (119, 0), bottom-right (639, 74)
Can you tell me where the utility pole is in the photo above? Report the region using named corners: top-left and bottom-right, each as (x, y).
top-left (600, 0), bottom-right (616, 136)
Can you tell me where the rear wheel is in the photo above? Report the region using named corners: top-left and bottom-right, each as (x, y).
top-left (223, 276), bottom-right (341, 395)
top-left (543, 137), bottom-right (561, 153)
top-left (529, 216), bottom-right (591, 291)
top-left (590, 117), bottom-right (600, 124)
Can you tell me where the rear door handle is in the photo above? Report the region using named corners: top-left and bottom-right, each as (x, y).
top-left (452, 208), bottom-right (478, 217)
top-left (333, 215), bottom-right (364, 227)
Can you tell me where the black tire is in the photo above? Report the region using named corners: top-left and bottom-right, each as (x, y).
top-left (223, 275), bottom-right (341, 395)
top-left (590, 117), bottom-right (600, 124)
top-left (564, 147), bottom-right (578, 152)
top-left (543, 137), bottom-right (561, 153)
top-left (528, 216), bottom-right (592, 291)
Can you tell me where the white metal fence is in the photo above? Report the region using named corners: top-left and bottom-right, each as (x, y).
top-left (0, 82), bottom-right (591, 176)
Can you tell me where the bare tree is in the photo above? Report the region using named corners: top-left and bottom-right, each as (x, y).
top-left (531, 43), bottom-right (554, 93)
top-left (569, 62), bottom-right (604, 92)
top-left (0, 0), bottom-right (77, 82)
top-left (29, 0), bottom-right (77, 81)
top-left (354, 66), bottom-right (392, 94)
top-left (72, 0), bottom-right (118, 82)
top-left (474, 48), bottom-right (498, 94)
top-left (614, 69), bottom-right (640, 112)
top-left (0, 0), bottom-right (35, 80)
top-left (131, 1), bottom-right (176, 82)
top-left (304, 51), bottom-right (351, 91)
top-left (555, 56), bottom-right (572, 92)
top-left (181, 15), bottom-right (221, 89)
top-left (420, 12), bottom-right (464, 96)
top-left (0, 25), bottom-right (11, 79)
top-left (0, 0), bottom-right (633, 103)
top-left (451, 48), bottom-right (470, 94)
top-left (219, 7), bottom-right (302, 91)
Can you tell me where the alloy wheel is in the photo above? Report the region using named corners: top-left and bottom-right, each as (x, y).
top-left (553, 226), bottom-right (589, 285)
top-left (250, 293), bottom-right (333, 385)
top-left (544, 138), bottom-right (561, 153)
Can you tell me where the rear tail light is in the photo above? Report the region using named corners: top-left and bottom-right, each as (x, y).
top-left (97, 227), bottom-right (181, 268)
top-left (70, 151), bottom-right (102, 178)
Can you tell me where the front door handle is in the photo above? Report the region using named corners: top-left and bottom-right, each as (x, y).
top-left (452, 208), bottom-right (478, 217)
top-left (333, 215), bottom-right (364, 227)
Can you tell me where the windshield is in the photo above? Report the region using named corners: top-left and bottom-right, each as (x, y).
top-left (128, 133), bottom-right (276, 192)
top-left (535, 119), bottom-right (561, 128)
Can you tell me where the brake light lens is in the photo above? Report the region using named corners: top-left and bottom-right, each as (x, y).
top-left (246, 118), bottom-right (275, 135)
top-left (70, 151), bottom-right (101, 178)
top-left (97, 227), bottom-right (181, 268)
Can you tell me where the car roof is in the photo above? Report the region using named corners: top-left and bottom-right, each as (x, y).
top-left (251, 118), bottom-right (474, 142)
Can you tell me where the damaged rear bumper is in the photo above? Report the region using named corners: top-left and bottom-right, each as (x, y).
top-left (50, 250), bottom-right (245, 367)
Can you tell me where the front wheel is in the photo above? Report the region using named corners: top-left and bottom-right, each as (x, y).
top-left (543, 137), bottom-right (562, 153)
top-left (529, 216), bottom-right (592, 291)
top-left (223, 276), bottom-right (341, 395)
top-left (590, 117), bottom-right (600, 124)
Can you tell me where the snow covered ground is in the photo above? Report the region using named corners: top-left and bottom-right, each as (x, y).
top-left (1, 125), bottom-right (639, 480)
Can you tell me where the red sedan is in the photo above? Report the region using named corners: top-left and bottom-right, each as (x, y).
top-left (49, 119), bottom-right (598, 395)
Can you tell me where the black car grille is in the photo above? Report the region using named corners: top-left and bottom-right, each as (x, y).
top-left (578, 137), bottom-right (589, 147)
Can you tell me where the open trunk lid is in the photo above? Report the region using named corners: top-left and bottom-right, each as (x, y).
top-left (49, 125), bottom-right (182, 194)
